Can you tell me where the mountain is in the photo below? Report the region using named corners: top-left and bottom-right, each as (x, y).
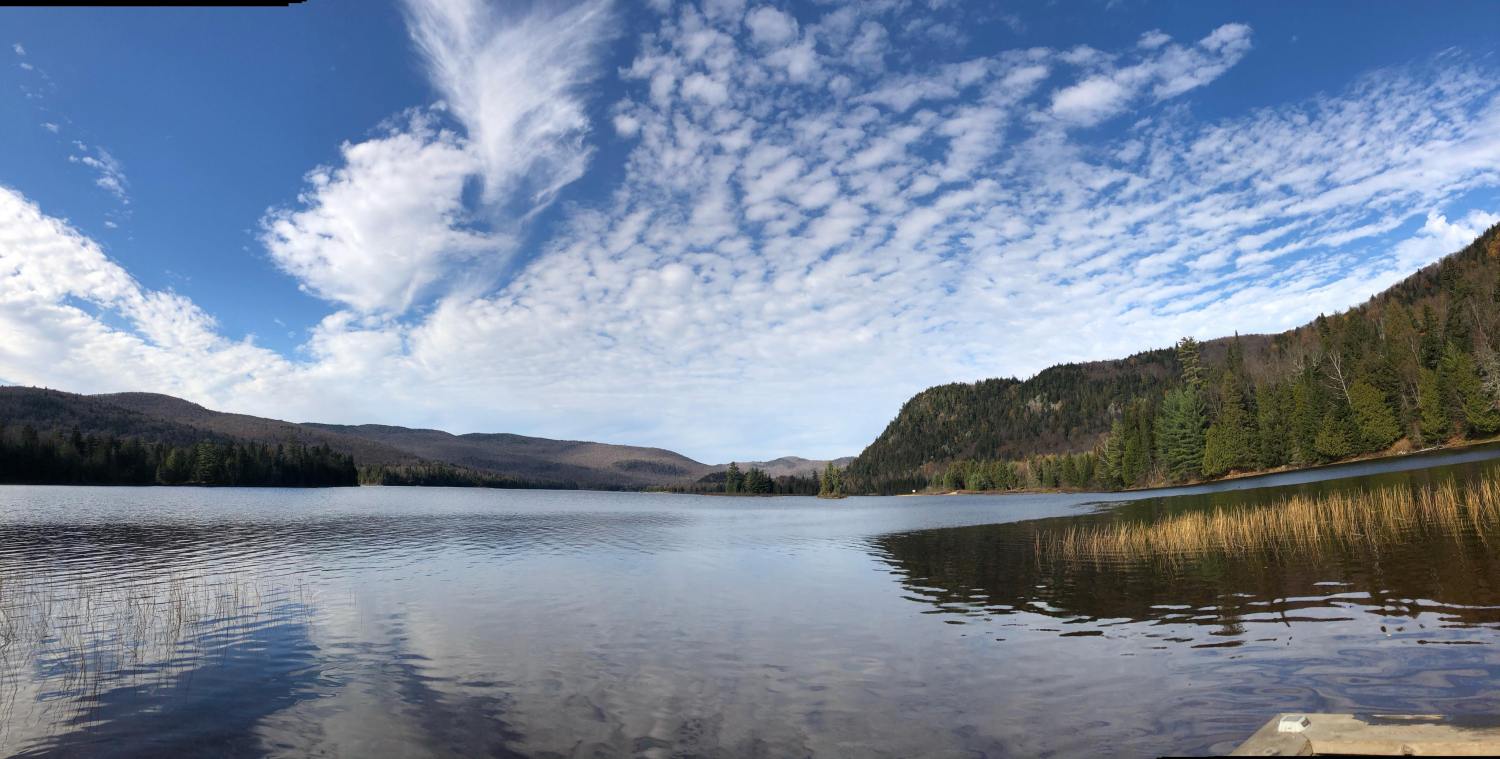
top-left (0, 387), bottom-right (845, 489)
top-left (303, 423), bottom-right (715, 487)
top-left (94, 392), bottom-right (420, 466)
top-left (714, 456), bottom-right (856, 479)
top-left (847, 223), bottom-right (1500, 493)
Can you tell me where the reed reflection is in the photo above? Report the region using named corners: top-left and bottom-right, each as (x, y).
top-left (876, 473), bottom-right (1500, 639)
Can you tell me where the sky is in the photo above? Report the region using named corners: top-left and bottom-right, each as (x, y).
top-left (3, 1), bottom-right (1500, 463)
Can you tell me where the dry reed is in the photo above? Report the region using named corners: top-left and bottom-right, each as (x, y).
top-left (1041, 475), bottom-right (1500, 563)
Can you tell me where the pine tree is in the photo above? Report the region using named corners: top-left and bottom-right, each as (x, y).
top-left (1290, 380), bottom-right (1319, 465)
top-left (1119, 400), bottom-right (1153, 486)
top-left (1156, 386), bottom-right (1205, 482)
top-left (1102, 417), bottom-right (1126, 486)
top-left (192, 441), bottom-right (222, 484)
top-left (1347, 379), bottom-right (1400, 451)
top-left (1176, 337), bottom-right (1205, 391)
top-left (1420, 305), bottom-right (1443, 369)
top-left (1201, 372), bottom-right (1257, 476)
top-left (1313, 410), bottom-right (1354, 460)
top-left (1445, 344), bottom-right (1500, 435)
top-left (1417, 367), bottom-right (1448, 445)
top-left (1059, 454), bottom-right (1079, 487)
top-left (725, 462), bottom-right (744, 494)
top-left (1256, 384), bottom-right (1292, 467)
top-left (819, 462), bottom-right (843, 496)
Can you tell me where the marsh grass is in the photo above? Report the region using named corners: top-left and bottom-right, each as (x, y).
top-left (1040, 476), bottom-right (1500, 563)
top-left (0, 565), bottom-right (314, 750)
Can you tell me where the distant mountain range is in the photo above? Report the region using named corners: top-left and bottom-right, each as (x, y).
top-left (0, 388), bottom-right (849, 489)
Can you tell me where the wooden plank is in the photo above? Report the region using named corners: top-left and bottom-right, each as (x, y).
top-left (1230, 714), bottom-right (1312, 756)
top-left (1234, 713), bottom-right (1500, 756)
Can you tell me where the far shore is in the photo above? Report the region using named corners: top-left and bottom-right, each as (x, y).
top-left (900, 434), bottom-right (1500, 499)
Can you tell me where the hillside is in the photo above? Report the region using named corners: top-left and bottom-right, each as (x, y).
top-left (96, 393), bottom-right (420, 466)
top-left (847, 223), bottom-right (1500, 494)
top-left (0, 388), bottom-right (846, 489)
top-left (717, 456), bottom-right (855, 479)
top-left (304, 423), bottom-right (716, 487)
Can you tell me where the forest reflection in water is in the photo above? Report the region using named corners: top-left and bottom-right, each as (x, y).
top-left (876, 455), bottom-right (1500, 643)
top-left (8, 455), bottom-right (1500, 757)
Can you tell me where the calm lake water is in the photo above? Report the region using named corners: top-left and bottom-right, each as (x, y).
top-left (5, 446), bottom-right (1500, 757)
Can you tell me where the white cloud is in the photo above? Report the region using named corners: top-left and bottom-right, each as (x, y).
top-left (5, 3), bottom-right (1500, 464)
top-left (1050, 76), bottom-right (1130, 125)
top-left (0, 186), bottom-right (291, 400)
top-left (40, 122), bottom-right (58, 133)
top-left (745, 6), bottom-right (798, 47)
top-left (259, 0), bottom-right (616, 315)
top-left (1392, 210), bottom-right (1500, 272)
top-left (1050, 22), bottom-right (1253, 126)
top-left (403, 0), bottom-right (613, 211)
top-left (1138, 30), bottom-right (1170, 50)
top-left (67, 146), bottom-right (129, 203)
top-left (260, 112), bottom-right (491, 314)
top-left (11, 43), bottom-right (23, 56)
top-left (681, 71), bottom-right (730, 105)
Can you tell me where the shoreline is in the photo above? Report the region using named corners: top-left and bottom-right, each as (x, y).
top-left (905, 434), bottom-right (1500, 499)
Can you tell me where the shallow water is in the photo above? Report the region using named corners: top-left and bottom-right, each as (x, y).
top-left (3, 445), bottom-right (1500, 757)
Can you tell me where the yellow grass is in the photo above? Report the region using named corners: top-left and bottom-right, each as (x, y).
top-left (1041, 475), bottom-right (1500, 563)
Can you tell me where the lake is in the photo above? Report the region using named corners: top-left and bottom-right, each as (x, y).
top-left (5, 446), bottom-right (1500, 757)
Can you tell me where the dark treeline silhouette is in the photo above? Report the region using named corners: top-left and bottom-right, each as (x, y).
top-left (849, 224), bottom-right (1500, 494)
top-left (658, 462), bottom-right (823, 495)
top-left (358, 463), bottom-right (575, 490)
top-left (0, 422), bottom-right (356, 486)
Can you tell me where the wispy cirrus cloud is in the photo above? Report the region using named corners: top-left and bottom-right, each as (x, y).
top-left (260, 0), bottom-right (614, 315)
top-left (404, 0), bottom-right (614, 211)
top-left (67, 145), bottom-right (129, 204)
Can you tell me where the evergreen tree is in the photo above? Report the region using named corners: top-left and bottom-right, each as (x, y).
top-left (1444, 344), bottom-right (1500, 435)
top-left (1156, 386), bottom-right (1205, 482)
top-left (724, 462), bottom-right (744, 494)
top-left (1347, 379), bottom-right (1400, 451)
top-left (1059, 454), bottom-right (1079, 487)
top-left (819, 462), bottom-right (843, 497)
top-left (1201, 372), bottom-right (1257, 476)
top-left (1417, 367), bottom-right (1448, 445)
top-left (158, 447), bottom-right (192, 484)
top-left (1102, 417), bottom-right (1126, 486)
top-left (1256, 384), bottom-right (1292, 467)
top-left (743, 466), bottom-right (772, 494)
top-left (1176, 337), bottom-right (1205, 391)
top-left (1119, 400), bottom-right (1153, 486)
top-left (1420, 305), bottom-right (1443, 369)
top-left (1313, 410), bottom-right (1354, 460)
top-left (1290, 379), bottom-right (1319, 465)
top-left (192, 441), bottom-right (223, 483)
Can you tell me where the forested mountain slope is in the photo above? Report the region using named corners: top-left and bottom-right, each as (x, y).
top-left (96, 392), bottom-right (419, 465)
top-left (847, 223), bottom-right (1500, 494)
top-left (0, 388), bottom-right (844, 489)
top-left (0, 388), bottom-right (711, 487)
top-left (304, 423), bottom-right (716, 487)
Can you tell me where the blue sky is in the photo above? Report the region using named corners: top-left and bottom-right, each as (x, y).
top-left (3, 0), bottom-right (1500, 462)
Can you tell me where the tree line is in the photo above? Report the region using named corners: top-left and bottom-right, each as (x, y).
top-left (0, 422), bottom-right (357, 486)
top-left (358, 462), bottom-right (574, 489)
top-left (857, 224), bottom-right (1500, 494)
top-left (655, 462), bottom-right (812, 495)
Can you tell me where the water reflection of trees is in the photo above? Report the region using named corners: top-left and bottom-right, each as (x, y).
top-left (873, 508), bottom-right (1500, 639)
